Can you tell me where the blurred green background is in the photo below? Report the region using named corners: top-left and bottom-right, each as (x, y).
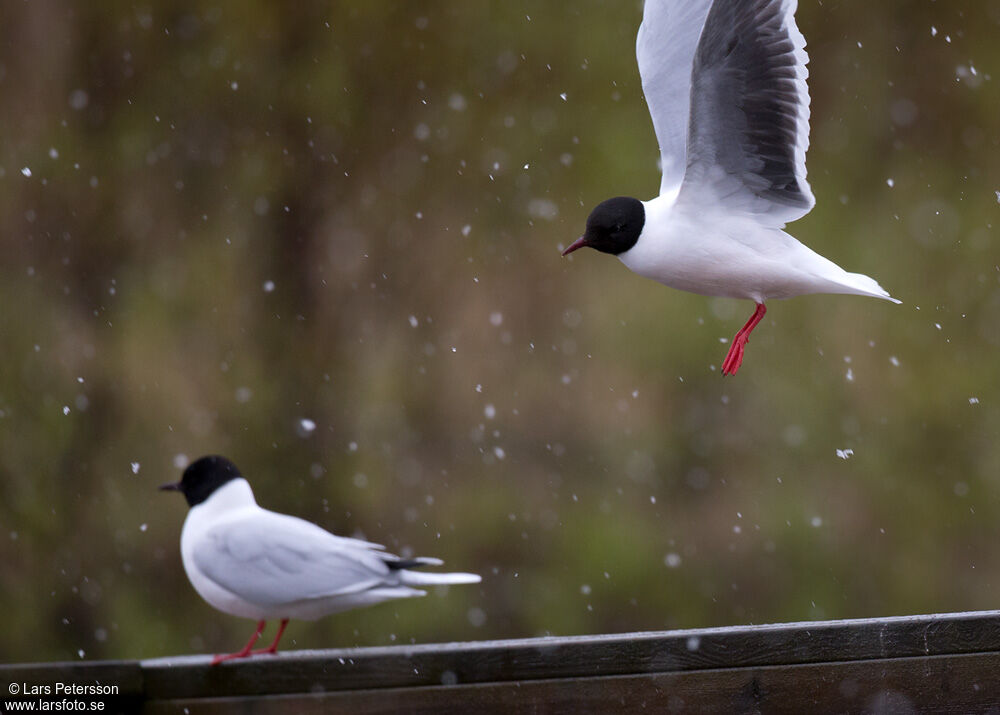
top-left (1, 0), bottom-right (998, 663)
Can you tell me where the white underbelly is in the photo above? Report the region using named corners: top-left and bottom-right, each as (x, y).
top-left (619, 222), bottom-right (846, 302)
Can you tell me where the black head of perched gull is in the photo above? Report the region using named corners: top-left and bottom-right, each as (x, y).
top-left (160, 455), bottom-right (481, 665)
top-left (562, 0), bottom-right (899, 375)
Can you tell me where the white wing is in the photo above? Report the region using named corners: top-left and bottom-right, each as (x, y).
top-left (193, 510), bottom-right (395, 609)
top-left (636, 0), bottom-right (715, 199)
top-left (678, 0), bottom-right (815, 225)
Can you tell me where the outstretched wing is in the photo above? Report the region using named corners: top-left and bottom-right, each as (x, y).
top-left (678, 0), bottom-right (814, 226)
top-left (193, 510), bottom-right (394, 609)
top-left (636, 0), bottom-right (715, 200)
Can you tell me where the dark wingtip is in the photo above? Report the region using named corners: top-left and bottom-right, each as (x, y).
top-left (385, 556), bottom-right (444, 570)
top-left (386, 558), bottom-right (424, 571)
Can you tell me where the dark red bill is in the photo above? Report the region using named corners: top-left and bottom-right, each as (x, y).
top-left (561, 236), bottom-right (589, 256)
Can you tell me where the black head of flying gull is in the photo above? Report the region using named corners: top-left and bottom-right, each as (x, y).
top-left (562, 0), bottom-right (898, 375)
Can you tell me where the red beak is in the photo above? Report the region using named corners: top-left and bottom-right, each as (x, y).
top-left (561, 236), bottom-right (589, 256)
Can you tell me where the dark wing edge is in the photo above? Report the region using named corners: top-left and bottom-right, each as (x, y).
top-left (681, 0), bottom-right (815, 223)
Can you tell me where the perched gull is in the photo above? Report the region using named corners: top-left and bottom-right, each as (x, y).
top-left (160, 455), bottom-right (481, 664)
top-left (562, 0), bottom-right (898, 375)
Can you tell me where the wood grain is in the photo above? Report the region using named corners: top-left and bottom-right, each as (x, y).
top-left (140, 609), bottom-right (1000, 700)
top-left (142, 651), bottom-right (1000, 715)
top-left (4, 610), bottom-right (1000, 713)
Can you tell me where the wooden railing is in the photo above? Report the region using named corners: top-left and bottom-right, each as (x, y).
top-left (3, 610), bottom-right (1000, 713)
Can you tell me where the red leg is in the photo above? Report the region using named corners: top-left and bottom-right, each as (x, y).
top-left (211, 620), bottom-right (266, 665)
top-left (721, 303), bottom-right (766, 376)
top-left (251, 618), bottom-right (289, 655)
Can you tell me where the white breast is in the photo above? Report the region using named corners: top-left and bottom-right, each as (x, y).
top-left (179, 480), bottom-right (270, 620)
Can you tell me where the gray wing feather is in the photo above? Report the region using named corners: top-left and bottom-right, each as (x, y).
top-left (679, 0), bottom-right (814, 224)
top-left (636, 0), bottom-right (715, 199)
top-left (193, 511), bottom-right (393, 608)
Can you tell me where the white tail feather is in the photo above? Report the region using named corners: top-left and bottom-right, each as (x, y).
top-left (836, 271), bottom-right (901, 304)
top-left (406, 556), bottom-right (443, 567)
top-left (398, 570), bottom-right (482, 586)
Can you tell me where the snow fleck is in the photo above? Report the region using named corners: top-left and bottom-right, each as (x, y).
top-left (235, 386), bottom-right (253, 403)
top-left (931, 26), bottom-right (938, 37)
top-left (461, 224), bottom-right (472, 237)
top-left (650, 495), bottom-right (657, 504)
top-left (408, 315), bottom-right (419, 328)
top-left (414, 123), bottom-right (431, 141)
top-left (783, 424), bottom-right (806, 447)
top-left (296, 418), bottom-right (317, 437)
top-left (139, 523), bottom-right (148, 532)
top-left (527, 198), bottom-right (559, 220)
top-left (562, 308), bottom-right (583, 328)
top-left (173, 454), bottom-right (189, 469)
top-left (732, 524), bottom-right (742, 534)
top-left (230, 81), bottom-right (239, 90)
top-left (559, 92), bottom-right (567, 101)
top-left (130, 462), bottom-right (140, 475)
top-left (954, 481), bottom-right (970, 497)
top-left (62, 406), bottom-right (70, 416)
top-left (811, 516), bottom-right (823, 528)
top-left (664, 552), bottom-right (682, 568)
top-left (580, 584), bottom-right (591, 595)
top-left (886, 178), bottom-right (894, 188)
top-left (836, 448), bottom-right (854, 460)
top-left (21, 167), bottom-right (32, 177)
top-left (686, 636), bottom-right (701, 652)
top-left (845, 368), bottom-right (854, 382)
top-left (489, 311), bottom-right (503, 326)
top-left (448, 93), bottom-right (467, 111)
top-left (352, 473), bottom-right (368, 488)
top-left (348, 441), bottom-right (358, 452)
top-left (484, 404), bottom-right (496, 419)
top-left (262, 280), bottom-right (275, 293)
top-left (493, 446), bottom-right (506, 460)
top-left (889, 356), bottom-right (900, 367)
top-left (467, 607), bottom-right (486, 627)
top-left (69, 89), bottom-right (89, 110)
top-left (969, 397), bottom-right (980, 405)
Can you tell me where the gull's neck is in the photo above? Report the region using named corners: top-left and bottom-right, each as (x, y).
top-left (196, 477), bottom-right (257, 515)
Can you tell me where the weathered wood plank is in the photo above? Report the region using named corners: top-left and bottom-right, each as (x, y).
top-left (140, 650), bottom-right (1000, 715)
top-left (140, 610), bottom-right (1000, 700)
top-left (6, 611), bottom-right (1000, 712)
